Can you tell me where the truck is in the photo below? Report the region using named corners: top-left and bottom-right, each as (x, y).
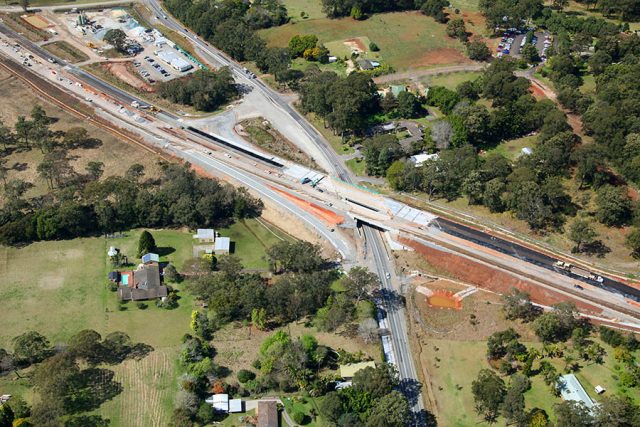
top-left (300, 177), bottom-right (311, 185)
top-left (131, 100), bottom-right (140, 108)
top-left (554, 261), bottom-right (604, 283)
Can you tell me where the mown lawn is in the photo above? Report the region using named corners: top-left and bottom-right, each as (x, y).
top-left (421, 71), bottom-right (483, 90)
top-left (346, 157), bottom-right (367, 176)
top-left (484, 134), bottom-right (537, 161)
top-left (259, 11), bottom-right (468, 71)
top-left (0, 219), bottom-right (292, 426)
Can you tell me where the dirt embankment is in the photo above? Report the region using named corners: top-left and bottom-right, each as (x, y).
top-left (102, 61), bottom-right (154, 92)
top-left (400, 237), bottom-right (603, 315)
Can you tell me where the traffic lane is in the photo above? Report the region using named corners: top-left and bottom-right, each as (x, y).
top-left (433, 218), bottom-right (640, 301)
top-left (180, 150), bottom-right (352, 260)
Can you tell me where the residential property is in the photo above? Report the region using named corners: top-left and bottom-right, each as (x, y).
top-left (339, 361), bottom-right (376, 379)
top-left (193, 228), bottom-right (233, 257)
top-left (193, 228), bottom-right (215, 243)
top-left (410, 153), bottom-right (439, 167)
top-left (116, 259), bottom-right (167, 301)
top-left (257, 400), bottom-right (278, 427)
top-left (390, 84), bottom-right (406, 97)
top-left (141, 252), bottom-right (160, 264)
top-left (205, 394), bottom-right (243, 413)
top-left (557, 374), bottom-right (595, 410)
top-left (214, 237), bottom-right (231, 254)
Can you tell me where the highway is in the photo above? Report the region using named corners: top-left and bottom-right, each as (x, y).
top-left (142, 0), bottom-right (427, 415)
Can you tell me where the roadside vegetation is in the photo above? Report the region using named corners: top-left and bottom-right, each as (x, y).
top-left (41, 41), bottom-right (90, 64)
top-left (157, 68), bottom-right (238, 112)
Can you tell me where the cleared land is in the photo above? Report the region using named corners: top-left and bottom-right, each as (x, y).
top-left (406, 282), bottom-right (640, 425)
top-left (259, 11), bottom-right (470, 71)
top-left (42, 40), bottom-right (90, 63)
top-left (0, 67), bottom-right (162, 201)
top-left (0, 13), bottom-right (49, 42)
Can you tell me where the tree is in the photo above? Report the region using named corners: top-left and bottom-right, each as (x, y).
top-left (532, 303), bottom-right (578, 343)
top-left (446, 18), bottom-right (468, 41)
top-left (583, 342), bottom-right (606, 365)
top-left (555, 401), bottom-right (593, 427)
top-left (63, 127), bottom-right (89, 149)
top-left (0, 404), bottom-right (13, 427)
top-left (486, 328), bottom-right (526, 359)
top-left (626, 228), bottom-right (640, 259)
top-left (501, 374), bottom-right (530, 426)
top-left (68, 329), bottom-right (103, 364)
top-left (352, 364), bottom-right (398, 400)
top-left (472, 369), bottom-right (506, 423)
top-left (11, 331), bottom-right (50, 366)
top-left (366, 391), bottom-right (411, 427)
top-left (594, 396), bottom-right (640, 427)
top-left (396, 91), bottom-right (422, 118)
top-left (358, 318), bottom-right (379, 343)
top-left (569, 218), bottom-right (598, 253)
top-left (86, 161), bottom-right (104, 181)
top-left (343, 266), bottom-right (378, 302)
top-left (430, 120), bottom-right (454, 149)
top-left (251, 307), bottom-right (267, 331)
top-left (595, 185), bottom-right (632, 226)
top-left (319, 392), bottom-right (343, 423)
top-left (104, 29), bottom-right (128, 52)
top-left (288, 34), bottom-right (318, 58)
top-left (502, 288), bottom-right (541, 322)
top-left (137, 230), bottom-right (157, 257)
top-left (421, 0), bottom-right (448, 23)
top-left (164, 263), bottom-right (180, 282)
top-left (467, 40), bottom-right (491, 61)
top-left (521, 43), bottom-right (541, 63)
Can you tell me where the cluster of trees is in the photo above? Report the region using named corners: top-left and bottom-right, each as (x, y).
top-left (320, 0), bottom-right (426, 19)
top-left (480, 0), bottom-right (544, 30)
top-left (573, 0), bottom-right (640, 21)
top-left (319, 364), bottom-right (412, 427)
top-left (0, 109), bottom-right (263, 245)
top-left (288, 34), bottom-right (329, 63)
top-left (103, 28), bottom-right (129, 53)
top-left (164, 0), bottom-right (286, 64)
top-left (0, 330), bottom-right (150, 426)
top-left (158, 68), bottom-right (238, 112)
top-left (186, 242), bottom-right (380, 335)
top-left (471, 289), bottom-right (640, 425)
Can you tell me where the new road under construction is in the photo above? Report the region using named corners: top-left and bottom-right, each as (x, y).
top-left (2, 13), bottom-right (640, 422)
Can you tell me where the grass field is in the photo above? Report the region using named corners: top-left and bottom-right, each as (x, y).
top-left (281, 0), bottom-right (326, 21)
top-left (0, 219), bottom-right (292, 425)
top-left (420, 71), bottom-right (483, 90)
top-left (346, 157), bottom-right (366, 176)
top-left (42, 40), bottom-right (90, 63)
top-left (259, 11), bottom-right (469, 71)
top-left (484, 134), bottom-right (537, 161)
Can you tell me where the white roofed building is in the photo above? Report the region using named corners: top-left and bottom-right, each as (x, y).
top-left (157, 50), bottom-right (193, 72)
top-left (410, 153), bottom-right (439, 167)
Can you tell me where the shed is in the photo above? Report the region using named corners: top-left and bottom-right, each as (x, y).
top-left (410, 153), bottom-right (439, 167)
top-left (214, 237), bottom-right (231, 254)
top-left (108, 246), bottom-right (119, 257)
top-left (328, 56), bottom-right (337, 63)
top-left (229, 399), bottom-right (243, 413)
top-left (193, 228), bottom-right (215, 242)
top-left (206, 393), bottom-right (229, 412)
top-left (521, 147), bottom-right (533, 155)
top-left (339, 361), bottom-right (376, 379)
top-left (257, 400), bottom-right (278, 427)
top-left (595, 385), bottom-right (606, 394)
top-left (558, 374), bottom-right (595, 409)
top-left (141, 253), bottom-right (160, 264)
top-left (357, 59), bottom-right (374, 70)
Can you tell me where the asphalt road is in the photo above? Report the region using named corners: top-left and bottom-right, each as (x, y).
top-left (433, 218), bottom-right (640, 301)
top-left (141, 2), bottom-right (426, 416)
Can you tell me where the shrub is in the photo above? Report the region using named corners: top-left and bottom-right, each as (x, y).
top-left (136, 302), bottom-right (148, 310)
top-left (237, 369), bottom-right (256, 383)
top-left (292, 411), bottom-right (306, 424)
top-left (369, 42), bottom-right (379, 52)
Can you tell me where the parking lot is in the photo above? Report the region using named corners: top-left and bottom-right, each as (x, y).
top-left (496, 28), bottom-right (552, 61)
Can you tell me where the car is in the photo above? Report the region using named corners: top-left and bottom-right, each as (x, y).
top-left (503, 49), bottom-right (510, 54)
top-left (574, 284), bottom-right (584, 290)
top-left (385, 272), bottom-right (391, 279)
top-left (163, 14), bottom-right (168, 19)
top-left (47, 57), bottom-right (56, 63)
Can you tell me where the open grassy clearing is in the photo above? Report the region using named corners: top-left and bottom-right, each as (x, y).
top-left (0, 219), bottom-right (291, 424)
top-left (0, 67), bottom-right (162, 201)
top-left (346, 157), bottom-right (366, 176)
top-left (304, 111), bottom-right (355, 154)
top-left (259, 11), bottom-right (469, 71)
top-left (418, 70), bottom-right (483, 90)
top-left (291, 56), bottom-right (348, 75)
top-left (281, 0), bottom-right (326, 22)
top-left (42, 40), bottom-right (90, 63)
top-left (484, 134), bottom-right (537, 161)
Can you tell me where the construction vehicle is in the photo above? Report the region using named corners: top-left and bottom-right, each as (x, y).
top-left (555, 261), bottom-right (604, 283)
top-left (86, 42), bottom-right (97, 49)
top-left (310, 176), bottom-right (324, 188)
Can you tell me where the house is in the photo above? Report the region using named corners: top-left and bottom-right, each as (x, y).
top-left (357, 59), bottom-right (376, 70)
top-left (193, 228), bottom-right (215, 243)
top-left (339, 361), bottom-right (376, 379)
top-left (141, 253), bottom-right (160, 264)
top-left (257, 400), bottom-right (278, 427)
top-left (117, 262), bottom-right (167, 301)
top-left (557, 374), bottom-right (595, 410)
top-left (410, 153), bottom-right (439, 167)
top-left (214, 237), bottom-right (231, 255)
